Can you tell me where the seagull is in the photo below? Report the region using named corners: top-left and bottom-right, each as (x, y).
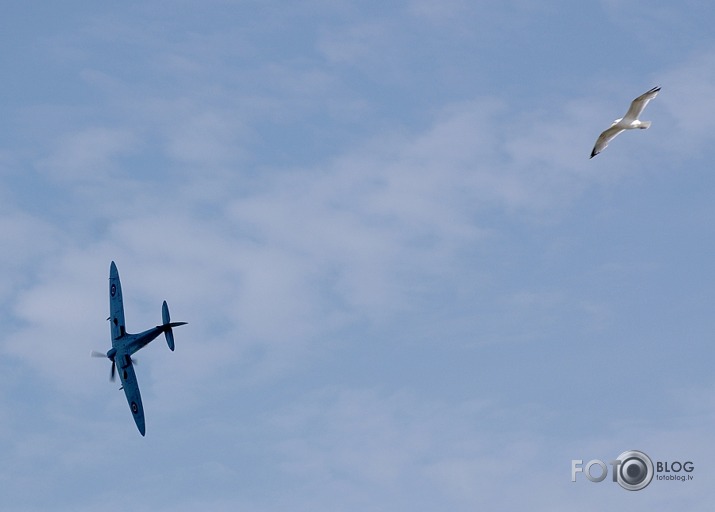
top-left (590, 86), bottom-right (661, 158)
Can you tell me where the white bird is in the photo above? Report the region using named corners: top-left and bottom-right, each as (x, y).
top-left (590, 86), bottom-right (661, 158)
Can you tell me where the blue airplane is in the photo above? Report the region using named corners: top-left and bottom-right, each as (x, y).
top-left (92, 261), bottom-right (186, 436)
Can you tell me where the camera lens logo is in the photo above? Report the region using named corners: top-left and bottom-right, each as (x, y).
top-left (615, 450), bottom-right (654, 491)
top-left (572, 449), bottom-right (658, 491)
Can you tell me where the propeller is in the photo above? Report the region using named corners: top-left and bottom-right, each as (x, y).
top-left (91, 349), bottom-right (136, 382)
top-left (91, 350), bottom-right (116, 381)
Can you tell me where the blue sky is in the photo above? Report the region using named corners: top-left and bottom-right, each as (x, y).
top-left (2, 1), bottom-right (715, 510)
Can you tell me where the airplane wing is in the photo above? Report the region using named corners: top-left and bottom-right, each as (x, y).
top-left (109, 261), bottom-right (126, 342)
top-left (117, 353), bottom-right (146, 436)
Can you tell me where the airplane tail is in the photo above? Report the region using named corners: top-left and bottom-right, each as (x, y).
top-left (161, 300), bottom-right (187, 351)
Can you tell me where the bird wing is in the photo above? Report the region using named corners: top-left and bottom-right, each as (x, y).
top-left (623, 86), bottom-right (661, 121)
top-left (591, 125), bottom-right (625, 158)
